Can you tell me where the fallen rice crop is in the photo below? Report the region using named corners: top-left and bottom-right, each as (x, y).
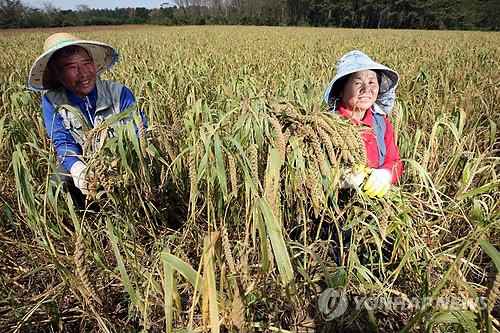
top-left (0, 25), bottom-right (499, 332)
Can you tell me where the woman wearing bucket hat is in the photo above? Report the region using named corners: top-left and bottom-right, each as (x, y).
top-left (28, 32), bottom-right (146, 203)
top-left (324, 50), bottom-right (403, 198)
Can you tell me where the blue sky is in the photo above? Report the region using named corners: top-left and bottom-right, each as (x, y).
top-left (23, 0), bottom-right (172, 10)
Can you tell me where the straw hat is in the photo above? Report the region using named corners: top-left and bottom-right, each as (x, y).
top-left (28, 33), bottom-right (119, 91)
top-left (323, 50), bottom-right (399, 115)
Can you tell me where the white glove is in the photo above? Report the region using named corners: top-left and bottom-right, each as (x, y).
top-left (340, 165), bottom-right (367, 189)
top-left (363, 168), bottom-right (392, 198)
top-left (70, 160), bottom-right (89, 195)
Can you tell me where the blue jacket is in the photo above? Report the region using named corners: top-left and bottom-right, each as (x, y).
top-left (42, 79), bottom-right (145, 172)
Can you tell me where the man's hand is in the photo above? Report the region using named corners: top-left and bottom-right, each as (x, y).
top-left (364, 168), bottom-right (392, 198)
top-left (70, 160), bottom-right (89, 195)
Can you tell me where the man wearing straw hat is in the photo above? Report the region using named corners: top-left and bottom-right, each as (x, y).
top-left (28, 32), bottom-right (145, 202)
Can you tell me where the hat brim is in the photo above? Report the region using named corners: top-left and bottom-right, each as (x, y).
top-left (28, 40), bottom-right (118, 91)
top-left (323, 62), bottom-right (399, 104)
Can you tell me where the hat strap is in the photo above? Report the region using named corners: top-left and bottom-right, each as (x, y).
top-left (48, 39), bottom-right (74, 50)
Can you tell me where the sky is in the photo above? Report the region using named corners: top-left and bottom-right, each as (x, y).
top-left (22, 0), bottom-right (172, 10)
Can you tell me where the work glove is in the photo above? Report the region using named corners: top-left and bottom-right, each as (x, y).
top-left (70, 160), bottom-right (89, 195)
top-left (340, 164), bottom-right (368, 189)
top-left (363, 168), bottom-right (392, 198)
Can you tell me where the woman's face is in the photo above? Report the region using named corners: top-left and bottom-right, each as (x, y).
top-left (341, 70), bottom-right (379, 113)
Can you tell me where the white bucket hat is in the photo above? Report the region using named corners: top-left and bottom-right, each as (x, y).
top-left (323, 50), bottom-right (399, 115)
top-left (28, 32), bottom-right (118, 91)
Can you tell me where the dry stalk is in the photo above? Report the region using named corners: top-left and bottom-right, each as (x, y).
top-left (344, 125), bottom-right (366, 165)
top-left (268, 115), bottom-right (287, 165)
top-left (280, 104), bottom-right (302, 121)
top-left (316, 125), bottom-right (338, 166)
top-left (378, 202), bottom-right (391, 240)
top-left (263, 170), bottom-right (276, 215)
top-left (82, 125), bottom-right (108, 158)
top-left (227, 154), bottom-right (238, 197)
top-left (249, 143), bottom-right (259, 195)
top-left (188, 150), bottom-right (197, 196)
top-left (82, 130), bottom-right (93, 158)
top-left (87, 155), bottom-right (109, 197)
top-left (187, 149), bottom-right (198, 222)
top-left (160, 133), bottom-right (178, 162)
top-left (133, 111), bottom-right (148, 158)
top-left (166, 95), bottom-right (183, 136)
top-left (317, 113), bottom-right (354, 164)
top-left (318, 112), bottom-right (366, 165)
top-left (305, 150), bottom-right (325, 218)
top-left (74, 231), bottom-right (102, 306)
top-left (221, 225), bottom-right (247, 331)
top-left (160, 165), bottom-right (167, 188)
top-left (487, 265), bottom-right (500, 315)
top-left (304, 124), bottom-right (328, 175)
top-left (282, 128), bottom-right (292, 147)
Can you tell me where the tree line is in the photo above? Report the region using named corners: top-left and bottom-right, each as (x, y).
top-left (1, 0), bottom-right (499, 30)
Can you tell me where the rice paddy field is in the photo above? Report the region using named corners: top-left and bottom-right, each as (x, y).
top-left (0, 25), bottom-right (499, 332)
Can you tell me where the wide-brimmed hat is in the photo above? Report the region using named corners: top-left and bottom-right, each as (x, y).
top-left (323, 50), bottom-right (399, 115)
top-left (28, 32), bottom-right (118, 91)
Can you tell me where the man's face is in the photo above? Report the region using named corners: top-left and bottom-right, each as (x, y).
top-left (54, 46), bottom-right (96, 98)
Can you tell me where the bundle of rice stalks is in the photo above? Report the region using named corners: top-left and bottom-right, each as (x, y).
top-left (267, 104), bottom-right (367, 219)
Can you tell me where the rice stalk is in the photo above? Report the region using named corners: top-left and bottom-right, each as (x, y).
top-left (188, 149), bottom-right (198, 219)
top-left (162, 247), bottom-right (176, 333)
top-left (318, 111), bottom-right (366, 165)
top-left (480, 240), bottom-right (500, 316)
top-left (316, 125), bottom-right (338, 167)
top-left (106, 219), bottom-right (145, 316)
top-left (213, 133), bottom-right (229, 200)
top-left (268, 114), bottom-right (286, 165)
top-left (221, 222), bottom-right (245, 331)
top-left (227, 154), bottom-right (238, 197)
top-left (260, 148), bottom-right (295, 292)
top-left (304, 124), bottom-right (329, 176)
top-left (230, 289), bottom-right (247, 332)
top-left (377, 202), bottom-right (391, 240)
top-left (73, 228), bottom-right (102, 306)
top-left (249, 143), bottom-right (259, 195)
top-left (221, 223), bottom-right (237, 275)
top-left (166, 95), bottom-right (184, 136)
top-left (202, 232), bottom-right (220, 332)
top-left (133, 110), bottom-right (148, 158)
top-left (3, 26), bottom-right (500, 333)
top-left (305, 151), bottom-right (325, 219)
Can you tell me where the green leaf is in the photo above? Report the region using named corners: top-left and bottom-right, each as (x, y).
top-left (456, 183), bottom-right (500, 200)
top-left (160, 252), bottom-right (202, 291)
top-left (259, 198), bottom-right (295, 291)
top-left (480, 241), bottom-right (500, 270)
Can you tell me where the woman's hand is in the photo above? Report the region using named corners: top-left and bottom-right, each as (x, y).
top-left (363, 168), bottom-right (392, 198)
top-left (340, 164), bottom-right (368, 189)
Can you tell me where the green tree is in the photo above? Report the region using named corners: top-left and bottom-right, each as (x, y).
top-left (0, 0), bottom-right (28, 28)
top-left (478, 0), bottom-right (500, 30)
